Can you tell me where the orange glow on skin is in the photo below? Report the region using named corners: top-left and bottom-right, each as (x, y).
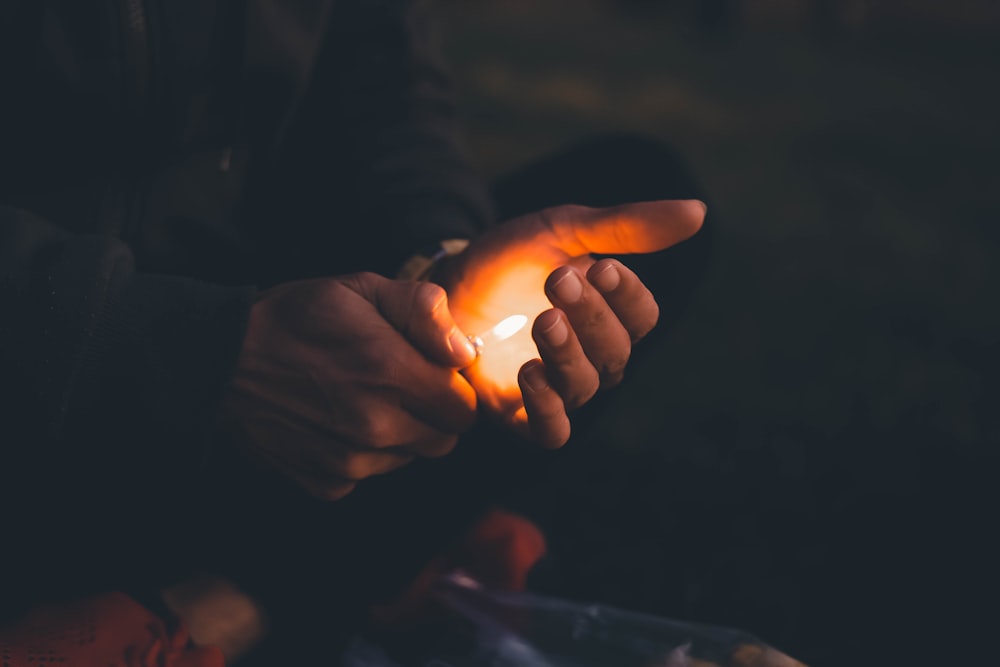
top-left (446, 199), bottom-right (707, 426)
top-left (455, 258), bottom-right (558, 419)
top-left (468, 314), bottom-right (535, 403)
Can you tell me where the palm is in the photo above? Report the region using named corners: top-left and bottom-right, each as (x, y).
top-left (434, 200), bottom-right (705, 424)
top-left (438, 215), bottom-right (595, 420)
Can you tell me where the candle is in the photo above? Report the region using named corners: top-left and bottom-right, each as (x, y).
top-left (468, 314), bottom-right (529, 353)
top-left (462, 312), bottom-right (542, 418)
top-left (452, 259), bottom-right (554, 418)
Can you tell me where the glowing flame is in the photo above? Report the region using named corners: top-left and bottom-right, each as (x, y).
top-left (463, 311), bottom-right (539, 417)
top-left (490, 314), bottom-right (528, 342)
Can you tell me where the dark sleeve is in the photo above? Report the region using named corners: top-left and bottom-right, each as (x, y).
top-left (0, 206), bottom-right (255, 492)
top-left (278, 0), bottom-right (496, 276)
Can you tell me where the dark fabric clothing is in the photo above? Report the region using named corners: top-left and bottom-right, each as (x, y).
top-left (0, 0), bottom-right (492, 619)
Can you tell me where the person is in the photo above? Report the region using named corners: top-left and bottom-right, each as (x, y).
top-left (0, 0), bottom-right (711, 663)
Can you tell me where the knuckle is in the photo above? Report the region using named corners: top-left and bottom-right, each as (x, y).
top-left (536, 206), bottom-right (560, 233)
top-left (628, 298), bottom-right (660, 340)
top-left (633, 316), bottom-right (658, 341)
top-left (355, 271), bottom-right (381, 285)
top-left (304, 478), bottom-right (356, 501)
top-left (357, 337), bottom-right (390, 371)
top-left (537, 204), bottom-right (587, 239)
top-left (547, 433), bottom-right (570, 449)
top-left (644, 301), bottom-right (660, 330)
top-left (566, 372), bottom-right (600, 410)
top-left (536, 421), bottom-right (571, 449)
top-left (585, 307), bottom-right (609, 328)
top-left (347, 410), bottom-right (398, 449)
top-left (335, 452), bottom-right (375, 482)
top-left (342, 271), bottom-right (380, 294)
top-left (600, 354), bottom-right (629, 386)
top-left (320, 483), bottom-right (357, 502)
top-left (421, 434), bottom-right (459, 459)
top-left (415, 282), bottom-right (447, 314)
top-left (527, 390), bottom-right (566, 422)
top-left (362, 347), bottom-right (406, 389)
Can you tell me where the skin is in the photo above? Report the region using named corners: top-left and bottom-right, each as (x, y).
top-left (223, 199), bottom-right (706, 500)
top-left (437, 199), bottom-right (707, 447)
top-left (222, 274), bottom-right (478, 501)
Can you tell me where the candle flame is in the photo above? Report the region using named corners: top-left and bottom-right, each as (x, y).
top-left (491, 314), bottom-right (528, 342)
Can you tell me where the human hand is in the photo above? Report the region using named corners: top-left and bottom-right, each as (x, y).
top-left (434, 199), bottom-right (706, 447)
top-left (221, 274), bottom-right (478, 500)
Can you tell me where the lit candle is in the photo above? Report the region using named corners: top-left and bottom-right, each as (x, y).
top-left (452, 259), bottom-right (553, 418)
top-left (463, 312), bottom-right (540, 417)
top-left (468, 314), bottom-right (529, 354)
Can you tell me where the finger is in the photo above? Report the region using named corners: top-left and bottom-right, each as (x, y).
top-left (340, 394), bottom-right (472, 457)
top-left (238, 415), bottom-right (362, 501)
top-left (586, 258), bottom-right (659, 342)
top-left (254, 411), bottom-right (418, 472)
top-left (545, 266), bottom-right (632, 388)
top-left (343, 273), bottom-right (477, 367)
top-left (395, 361), bottom-right (478, 436)
top-left (531, 309), bottom-right (600, 410)
top-left (288, 444), bottom-right (408, 500)
top-left (345, 323), bottom-right (477, 436)
top-left (396, 432), bottom-right (460, 459)
top-left (298, 478), bottom-right (357, 502)
top-left (545, 199), bottom-right (706, 256)
top-left (322, 289), bottom-right (478, 435)
top-left (518, 360), bottom-right (570, 449)
top-left (251, 402), bottom-right (451, 469)
top-left (324, 447), bottom-right (417, 482)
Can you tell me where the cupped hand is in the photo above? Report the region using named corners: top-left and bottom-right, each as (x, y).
top-left (221, 273), bottom-right (478, 500)
top-left (433, 199), bottom-right (706, 448)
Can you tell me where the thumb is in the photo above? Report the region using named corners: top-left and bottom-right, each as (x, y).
top-left (547, 199), bottom-right (707, 256)
top-left (343, 273), bottom-right (478, 367)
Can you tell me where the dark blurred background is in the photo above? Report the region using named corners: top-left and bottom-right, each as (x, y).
top-left (429, 1), bottom-right (1000, 665)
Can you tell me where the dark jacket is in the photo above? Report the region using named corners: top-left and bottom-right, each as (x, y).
top-left (0, 0), bottom-right (493, 612)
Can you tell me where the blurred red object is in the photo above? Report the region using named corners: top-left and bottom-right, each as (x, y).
top-left (0, 592), bottom-right (225, 667)
top-left (369, 508), bottom-right (547, 629)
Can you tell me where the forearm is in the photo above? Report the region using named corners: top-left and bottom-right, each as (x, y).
top-left (0, 206), bottom-right (254, 487)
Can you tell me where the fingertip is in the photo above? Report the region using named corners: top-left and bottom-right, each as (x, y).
top-left (546, 266), bottom-right (584, 304)
top-left (587, 259), bottom-right (621, 293)
top-left (683, 199), bottom-right (708, 236)
top-left (533, 308), bottom-right (561, 332)
top-left (519, 359), bottom-right (549, 393)
top-left (518, 361), bottom-right (571, 449)
top-left (538, 421), bottom-right (570, 450)
top-left (533, 308), bottom-right (569, 348)
top-left (447, 326), bottom-right (478, 366)
top-left (304, 480), bottom-right (357, 502)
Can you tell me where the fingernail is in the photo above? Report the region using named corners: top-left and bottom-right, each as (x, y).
top-left (695, 199), bottom-right (708, 214)
top-left (449, 327), bottom-right (477, 364)
top-left (543, 315), bottom-right (569, 346)
top-left (591, 263), bottom-right (620, 293)
top-left (522, 363), bottom-right (548, 392)
top-left (552, 270), bottom-right (583, 303)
